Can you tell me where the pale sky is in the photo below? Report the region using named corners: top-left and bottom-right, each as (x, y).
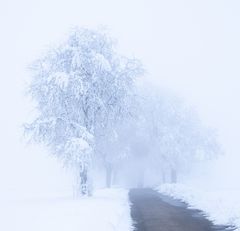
top-left (0, 0), bottom-right (240, 192)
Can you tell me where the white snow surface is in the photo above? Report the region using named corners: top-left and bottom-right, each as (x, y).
top-left (0, 188), bottom-right (132, 231)
top-left (157, 184), bottom-right (240, 230)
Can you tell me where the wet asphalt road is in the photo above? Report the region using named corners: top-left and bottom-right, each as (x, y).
top-left (129, 188), bottom-right (235, 231)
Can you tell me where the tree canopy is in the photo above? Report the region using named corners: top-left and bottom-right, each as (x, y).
top-left (25, 28), bottom-right (221, 195)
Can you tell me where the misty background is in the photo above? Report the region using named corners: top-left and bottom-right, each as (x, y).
top-left (0, 0), bottom-right (240, 198)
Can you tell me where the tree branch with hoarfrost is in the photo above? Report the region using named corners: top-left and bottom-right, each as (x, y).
top-left (137, 88), bottom-right (221, 185)
top-left (25, 28), bottom-right (143, 195)
top-left (24, 27), bottom-right (220, 193)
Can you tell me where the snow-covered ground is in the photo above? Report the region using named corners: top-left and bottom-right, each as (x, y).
top-left (0, 188), bottom-right (132, 231)
top-left (157, 184), bottom-right (240, 230)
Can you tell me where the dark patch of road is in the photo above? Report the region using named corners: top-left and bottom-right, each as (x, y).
top-left (129, 188), bottom-right (235, 231)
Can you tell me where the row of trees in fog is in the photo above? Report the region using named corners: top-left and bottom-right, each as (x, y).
top-left (25, 28), bottom-right (220, 195)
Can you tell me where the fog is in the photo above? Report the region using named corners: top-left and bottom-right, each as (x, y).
top-left (0, 0), bottom-right (240, 197)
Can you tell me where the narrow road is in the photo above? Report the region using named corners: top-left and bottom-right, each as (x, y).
top-left (129, 188), bottom-right (235, 231)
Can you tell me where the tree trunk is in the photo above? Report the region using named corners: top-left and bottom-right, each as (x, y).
top-left (137, 170), bottom-right (144, 188)
top-left (162, 171), bottom-right (166, 184)
top-left (112, 169), bottom-right (117, 185)
top-left (80, 167), bottom-right (88, 195)
top-left (106, 164), bottom-right (112, 188)
top-left (171, 168), bottom-right (177, 183)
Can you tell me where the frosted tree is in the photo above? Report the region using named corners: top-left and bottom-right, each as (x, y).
top-left (133, 87), bottom-right (221, 185)
top-left (148, 92), bottom-right (220, 183)
top-left (93, 78), bottom-right (141, 188)
top-left (25, 28), bottom-right (143, 194)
